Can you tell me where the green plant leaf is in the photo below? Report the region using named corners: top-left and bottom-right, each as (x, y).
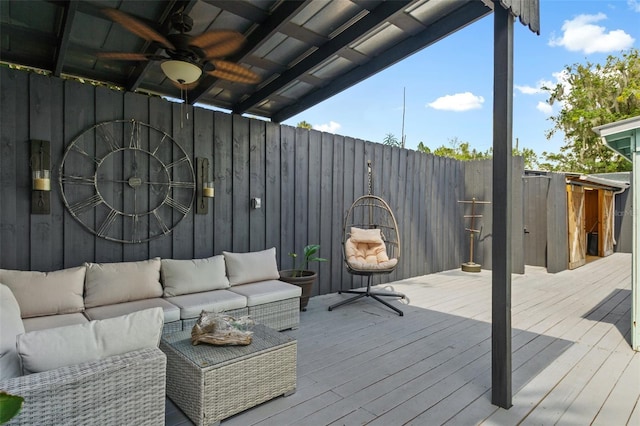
top-left (0, 392), bottom-right (24, 424)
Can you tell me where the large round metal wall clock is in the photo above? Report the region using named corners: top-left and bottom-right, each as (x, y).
top-left (59, 119), bottom-right (195, 243)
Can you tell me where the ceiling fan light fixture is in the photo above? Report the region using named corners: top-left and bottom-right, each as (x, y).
top-left (161, 60), bottom-right (201, 84)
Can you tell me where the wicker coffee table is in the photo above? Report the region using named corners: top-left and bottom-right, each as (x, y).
top-left (160, 324), bottom-right (297, 425)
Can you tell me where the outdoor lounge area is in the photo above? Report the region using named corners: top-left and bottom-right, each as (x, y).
top-left (2, 0), bottom-right (639, 425)
top-left (166, 253), bottom-right (639, 425)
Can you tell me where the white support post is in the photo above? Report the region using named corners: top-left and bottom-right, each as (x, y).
top-left (633, 133), bottom-right (639, 351)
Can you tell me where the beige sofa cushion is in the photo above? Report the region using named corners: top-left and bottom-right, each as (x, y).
top-left (84, 298), bottom-right (181, 324)
top-left (229, 280), bottom-right (302, 306)
top-left (17, 308), bottom-right (164, 374)
top-left (23, 313), bottom-right (89, 333)
top-left (0, 266), bottom-right (85, 318)
top-left (0, 284), bottom-right (25, 380)
top-left (84, 258), bottom-right (162, 308)
top-left (166, 290), bottom-right (247, 319)
top-left (161, 255), bottom-right (229, 297)
top-left (223, 248), bottom-right (280, 286)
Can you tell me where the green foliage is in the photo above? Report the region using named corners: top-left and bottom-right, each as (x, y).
top-left (417, 137), bottom-right (491, 161)
top-left (0, 392), bottom-right (23, 424)
top-left (296, 120), bottom-right (312, 130)
top-left (417, 138), bottom-right (540, 169)
top-left (543, 49), bottom-right (639, 173)
top-left (383, 133), bottom-right (402, 147)
top-left (288, 244), bottom-right (327, 276)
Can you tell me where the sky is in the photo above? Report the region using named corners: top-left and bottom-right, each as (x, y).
top-left (282, 0), bottom-right (640, 156)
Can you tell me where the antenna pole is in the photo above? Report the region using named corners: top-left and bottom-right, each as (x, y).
top-left (401, 87), bottom-right (406, 148)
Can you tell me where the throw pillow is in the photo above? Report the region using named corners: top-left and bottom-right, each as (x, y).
top-left (161, 255), bottom-right (229, 297)
top-left (350, 227), bottom-right (384, 244)
top-left (0, 284), bottom-right (25, 380)
top-left (223, 248), bottom-right (280, 286)
top-left (0, 266), bottom-right (85, 318)
top-left (84, 258), bottom-right (162, 308)
top-left (17, 307), bottom-right (164, 374)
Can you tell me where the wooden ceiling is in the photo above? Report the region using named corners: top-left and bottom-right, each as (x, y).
top-left (0, 0), bottom-right (538, 122)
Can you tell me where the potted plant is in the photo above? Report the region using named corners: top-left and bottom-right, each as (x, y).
top-left (279, 244), bottom-right (327, 311)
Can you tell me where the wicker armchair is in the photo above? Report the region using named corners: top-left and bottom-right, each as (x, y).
top-left (1, 347), bottom-right (166, 425)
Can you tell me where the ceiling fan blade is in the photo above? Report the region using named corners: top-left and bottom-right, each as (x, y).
top-left (102, 8), bottom-right (175, 51)
top-left (190, 30), bottom-right (245, 59)
top-left (207, 60), bottom-right (260, 84)
top-left (97, 52), bottom-right (151, 61)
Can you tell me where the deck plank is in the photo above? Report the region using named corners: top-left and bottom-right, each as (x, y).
top-left (165, 253), bottom-right (637, 426)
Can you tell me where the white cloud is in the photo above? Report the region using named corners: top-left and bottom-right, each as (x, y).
top-left (629, 0), bottom-right (640, 13)
top-left (426, 92), bottom-right (484, 111)
top-left (515, 79), bottom-right (554, 95)
top-left (548, 13), bottom-right (635, 54)
top-left (536, 101), bottom-right (553, 115)
top-left (313, 121), bottom-right (341, 133)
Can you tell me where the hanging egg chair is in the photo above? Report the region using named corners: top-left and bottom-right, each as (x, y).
top-left (328, 161), bottom-right (405, 316)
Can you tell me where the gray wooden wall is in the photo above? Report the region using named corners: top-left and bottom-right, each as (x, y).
top-left (615, 177), bottom-right (632, 253)
top-left (1, 68), bottom-right (525, 296)
top-left (464, 159), bottom-right (525, 274)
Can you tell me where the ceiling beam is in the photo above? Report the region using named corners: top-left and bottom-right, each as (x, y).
top-left (231, 0), bottom-right (411, 115)
top-left (188, 0), bottom-right (310, 104)
top-left (53, 0), bottom-right (78, 77)
top-left (271, 0), bottom-right (490, 122)
top-left (201, 0), bottom-right (268, 22)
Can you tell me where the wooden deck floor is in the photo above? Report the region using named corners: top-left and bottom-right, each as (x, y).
top-left (166, 253), bottom-right (639, 425)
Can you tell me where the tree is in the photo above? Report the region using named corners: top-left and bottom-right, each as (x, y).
top-left (543, 48), bottom-right (639, 173)
top-left (417, 137), bottom-right (491, 161)
top-left (417, 138), bottom-right (540, 169)
top-left (297, 120), bottom-right (312, 130)
top-left (383, 133), bottom-right (401, 147)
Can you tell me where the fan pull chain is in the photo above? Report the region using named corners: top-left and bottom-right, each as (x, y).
top-left (180, 86), bottom-right (184, 129)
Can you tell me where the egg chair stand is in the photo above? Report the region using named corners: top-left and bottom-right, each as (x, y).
top-left (328, 272), bottom-right (405, 316)
top-left (328, 161), bottom-right (404, 316)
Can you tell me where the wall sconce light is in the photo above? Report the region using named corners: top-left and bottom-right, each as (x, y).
top-left (30, 140), bottom-right (51, 214)
top-left (196, 157), bottom-right (214, 214)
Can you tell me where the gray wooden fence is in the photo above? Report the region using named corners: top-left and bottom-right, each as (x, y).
top-left (1, 68), bottom-right (525, 296)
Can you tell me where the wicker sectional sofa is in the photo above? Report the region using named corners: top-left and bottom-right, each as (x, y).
top-left (0, 248), bottom-right (301, 424)
top-left (1, 247), bottom-right (302, 335)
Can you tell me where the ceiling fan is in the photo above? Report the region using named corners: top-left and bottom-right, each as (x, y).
top-left (98, 8), bottom-right (260, 87)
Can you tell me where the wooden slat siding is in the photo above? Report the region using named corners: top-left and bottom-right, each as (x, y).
top-left (307, 130), bottom-right (321, 288)
top-left (279, 125), bottom-right (295, 270)
top-left (431, 155), bottom-right (442, 272)
top-left (0, 68), bottom-right (16, 268)
top-left (342, 136), bottom-right (356, 289)
top-left (330, 133), bottom-right (345, 292)
top-left (547, 172), bottom-right (568, 273)
top-left (29, 74), bottom-right (53, 271)
top-left (371, 142), bottom-right (385, 287)
top-left (193, 107), bottom-right (214, 258)
top-left (318, 133), bottom-right (334, 295)
top-left (523, 176), bottom-right (549, 267)
top-left (293, 127), bottom-right (310, 268)
top-left (232, 114), bottom-right (250, 252)
top-left (213, 112), bottom-right (233, 254)
top-left (0, 70), bottom-right (26, 269)
top-left (446, 157), bottom-right (457, 270)
top-left (94, 86), bottom-right (124, 263)
top-left (396, 148), bottom-right (408, 278)
top-left (424, 154), bottom-right (435, 273)
top-left (249, 118), bottom-right (266, 252)
top-left (148, 96), bottom-right (174, 260)
top-left (379, 144), bottom-right (395, 282)
top-left (49, 76), bottom-right (65, 270)
top-left (264, 122), bottom-right (281, 263)
top-left (404, 149), bottom-right (415, 277)
top-left (123, 92), bottom-right (149, 260)
top-left (63, 80), bottom-right (95, 268)
top-left (614, 185), bottom-right (632, 253)
top-left (511, 157), bottom-right (525, 273)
